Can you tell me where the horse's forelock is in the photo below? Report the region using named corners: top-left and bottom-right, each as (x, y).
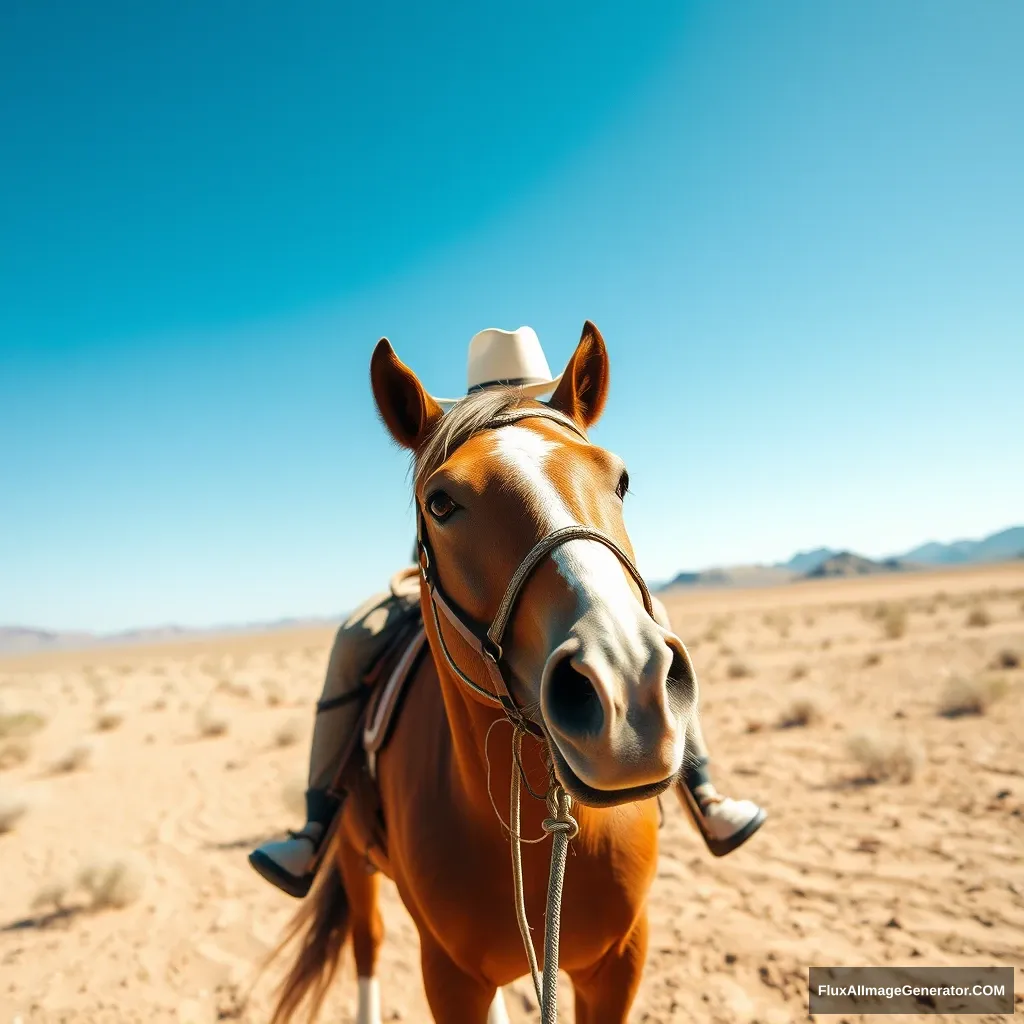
top-left (413, 388), bottom-right (527, 489)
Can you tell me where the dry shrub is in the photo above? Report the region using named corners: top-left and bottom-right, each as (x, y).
top-left (726, 660), bottom-right (753, 679)
top-left (76, 853), bottom-right (146, 909)
top-left (846, 731), bottom-right (920, 784)
top-left (0, 738), bottom-right (31, 770)
top-left (196, 704), bottom-right (229, 738)
top-left (0, 710), bottom-right (47, 739)
top-left (790, 663), bottom-right (808, 680)
top-left (217, 679), bottom-right (253, 700)
top-left (0, 789), bottom-right (29, 833)
top-left (148, 697), bottom-right (168, 712)
top-left (273, 717), bottom-right (304, 748)
top-left (880, 603), bottom-right (907, 640)
top-left (966, 605), bottom-right (991, 628)
top-left (95, 701), bottom-right (126, 732)
top-left (32, 879), bottom-right (70, 913)
top-left (719, 644), bottom-right (735, 658)
top-left (50, 740), bottom-right (94, 774)
top-left (939, 675), bottom-right (1009, 718)
top-left (263, 678), bottom-right (286, 707)
top-left (863, 650), bottom-right (882, 667)
top-left (991, 649), bottom-right (1020, 670)
top-left (778, 696), bottom-right (821, 729)
top-left (821, 637), bottom-right (833, 650)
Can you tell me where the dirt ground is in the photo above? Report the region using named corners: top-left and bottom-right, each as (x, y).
top-left (1, 563), bottom-right (1022, 1023)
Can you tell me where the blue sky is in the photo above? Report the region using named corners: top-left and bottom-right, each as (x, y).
top-left (2, 2), bottom-right (1022, 632)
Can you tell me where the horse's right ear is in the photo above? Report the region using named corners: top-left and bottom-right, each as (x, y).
top-left (370, 339), bottom-right (444, 451)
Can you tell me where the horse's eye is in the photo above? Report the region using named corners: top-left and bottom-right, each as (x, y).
top-left (615, 470), bottom-right (630, 501)
top-left (427, 491), bottom-right (457, 522)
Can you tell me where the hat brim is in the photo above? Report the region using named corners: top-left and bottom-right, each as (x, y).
top-left (432, 372), bottom-right (563, 410)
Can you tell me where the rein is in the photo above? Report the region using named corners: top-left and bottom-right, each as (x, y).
top-left (416, 405), bottom-right (656, 1022)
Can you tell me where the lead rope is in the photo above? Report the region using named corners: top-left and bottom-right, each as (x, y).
top-left (508, 726), bottom-right (579, 1022)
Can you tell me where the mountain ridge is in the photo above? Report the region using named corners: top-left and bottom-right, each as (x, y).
top-left (5, 525), bottom-right (1021, 654)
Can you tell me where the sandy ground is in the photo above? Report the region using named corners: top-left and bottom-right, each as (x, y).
top-left (1, 563), bottom-right (1022, 1023)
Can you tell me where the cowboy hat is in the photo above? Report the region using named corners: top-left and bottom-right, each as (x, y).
top-left (432, 326), bottom-right (563, 408)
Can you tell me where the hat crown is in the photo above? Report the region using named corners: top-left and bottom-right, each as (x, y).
top-left (466, 327), bottom-right (553, 391)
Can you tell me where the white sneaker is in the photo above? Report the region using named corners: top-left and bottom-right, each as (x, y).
top-left (249, 823), bottom-right (323, 898)
top-left (678, 784), bottom-right (766, 857)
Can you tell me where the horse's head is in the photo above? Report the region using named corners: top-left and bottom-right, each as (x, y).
top-left (370, 321), bottom-right (696, 807)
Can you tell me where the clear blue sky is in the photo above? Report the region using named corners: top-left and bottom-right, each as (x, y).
top-left (2, 2), bottom-right (1021, 632)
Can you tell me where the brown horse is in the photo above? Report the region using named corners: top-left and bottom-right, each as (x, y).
top-left (270, 321), bottom-right (697, 1023)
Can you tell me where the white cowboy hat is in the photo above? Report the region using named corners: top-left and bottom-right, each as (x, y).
top-left (432, 326), bottom-right (563, 408)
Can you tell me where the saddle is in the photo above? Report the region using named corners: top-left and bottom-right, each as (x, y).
top-left (327, 569), bottom-right (429, 872)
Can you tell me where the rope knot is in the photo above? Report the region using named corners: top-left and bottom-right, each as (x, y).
top-left (541, 815), bottom-right (579, 840)
top-left (542, 785), bottom-right (580, 840)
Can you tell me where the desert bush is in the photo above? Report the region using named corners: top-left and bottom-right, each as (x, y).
top-left (32, 879), bottom-right (70, 913)
top-left (726, 660), bottom-right (753, 679)
top-left (217, 678), bottom-right (254, 700)
top-left (778, 696), bottom-right (821, 729)
top-left (0, 738), bottom-right (31, 770)
top-left (790, 663), bottom-right (808, 680)
top-left (196, 704), bottom-right (229, 738)
top-left (50, 740), bottom-right (94, 774)
top-left (76, 853), bottom-right (146, 909)
top-left (95, 701), bottom-right (126, 732)
top-left (863, 650), bottom-right (882, 668)
top-left (263, 678), bottom-right (286, 707)
top-left (273, 717), bottom-right (304, 748)
top-left (991, 649), bottom-right (1020, 670)
top-left (880, 603), bottom-right (907, 640)
top-left (966, 605), bottom-right (991, 628)
top-left (939, 675), bottom-right (1009, 718)
top-left (846, 731), bottom-right (920, 784)
top-left (0, 789), bottom-right (29, 832)
top-left (0, 710), bottom-right (46, 739)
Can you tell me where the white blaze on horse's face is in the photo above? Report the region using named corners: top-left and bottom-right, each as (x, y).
top-left (490, 424), bottom-right (696, 802)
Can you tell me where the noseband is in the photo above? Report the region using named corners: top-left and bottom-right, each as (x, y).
top-left (416, 406), bottom-right (655, 739)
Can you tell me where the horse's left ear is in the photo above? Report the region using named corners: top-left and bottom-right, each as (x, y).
top-left (547, 320), bottom-right (610, 428)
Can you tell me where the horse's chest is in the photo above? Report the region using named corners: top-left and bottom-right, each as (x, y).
top-left (388, 801), bottom-right (653, 983)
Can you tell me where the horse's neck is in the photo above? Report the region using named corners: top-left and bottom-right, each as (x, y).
top-left (423, 642), bottom-right (552, 828)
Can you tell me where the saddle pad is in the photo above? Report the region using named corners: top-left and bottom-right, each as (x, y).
top-left (364, 625), bottom-right (428, 780)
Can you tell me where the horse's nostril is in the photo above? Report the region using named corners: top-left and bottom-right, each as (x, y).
top-left (547, 655), bottom-right (604, 738)
top-left (665, 646), bottom-right (696, 713)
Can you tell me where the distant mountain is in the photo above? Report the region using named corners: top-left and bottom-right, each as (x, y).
top-left (781, 547), bottom-right (840, 574)
top-left (0, 626), bottom-right (95, 655)
top-left (0, 617), bottom-right (343, 656)
top-left (658, 564), bottom-right (795, 591)
top-left (802, 552), bottom-right (906, 579)
top-left (657, 524), bottom-right (1021, 594)
top-left (899, 526), bottom-right (1024, 566)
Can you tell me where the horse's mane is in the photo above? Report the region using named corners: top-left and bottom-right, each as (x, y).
top-left (414, 387), bottom-right (531, 489)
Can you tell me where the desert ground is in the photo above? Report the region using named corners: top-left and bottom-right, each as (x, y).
top-left (1, 563), bottom-right (1022, 1023)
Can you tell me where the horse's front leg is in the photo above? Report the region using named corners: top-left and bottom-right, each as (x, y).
top-left (420, 933), bottom-right (502, 1023)
top-left (569, 911), bottom-right (649, 1024)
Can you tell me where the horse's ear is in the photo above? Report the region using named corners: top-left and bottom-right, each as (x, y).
top-left (547, 320), bottom-right (610, 428)
top-left (370, 339), bottom-right (444, 450)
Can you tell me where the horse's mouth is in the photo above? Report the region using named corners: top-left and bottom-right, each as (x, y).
top-left (545, 737), bottom-right (677, 809)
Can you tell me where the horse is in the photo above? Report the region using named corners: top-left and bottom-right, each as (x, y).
top-left (268, 321), bottom-right (698, 1023)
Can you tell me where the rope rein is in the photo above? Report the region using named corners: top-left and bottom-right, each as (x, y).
top-left (508, 725), bottom-right (579, 1023)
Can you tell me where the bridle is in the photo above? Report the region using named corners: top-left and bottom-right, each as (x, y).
top-left (415, 406), bottom-right (656, 739)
